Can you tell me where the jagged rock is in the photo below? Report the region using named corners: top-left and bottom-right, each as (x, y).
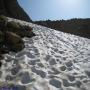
top-left (0, 0), bottom-right (32, 22)
top-left (5, 31), bottom-right (25, 52)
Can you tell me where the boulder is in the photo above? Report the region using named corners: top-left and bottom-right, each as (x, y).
top-left (7, 21), bottom-right (20, 30)
top-left (6, 21), bottom-right (35, 38)
top-left (6, 21), bottom-right (21, 34)
top-left (19, 25), bottom-right (36, 37)
top-left (5, 31), bottom-right (25, 52)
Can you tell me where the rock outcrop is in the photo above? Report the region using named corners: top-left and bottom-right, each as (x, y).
top-left (0, 15), bottom-right (35, 65)
top-left (5, 31), bottom-right (25, 52)
top-left (0, 0), bottom-right (32, 22)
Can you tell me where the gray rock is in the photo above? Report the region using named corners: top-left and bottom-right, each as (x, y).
top-left (49, 79), bottom-right (61, 88)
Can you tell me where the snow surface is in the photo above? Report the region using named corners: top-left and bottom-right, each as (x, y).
top-left (0, 18), bottom-right (90, 90)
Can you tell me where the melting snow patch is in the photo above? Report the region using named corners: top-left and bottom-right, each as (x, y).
top-left (0, 18), bottom-right (90, 90)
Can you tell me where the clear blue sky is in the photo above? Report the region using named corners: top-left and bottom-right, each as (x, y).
top-left (18, 0), bottom-right (90, 21)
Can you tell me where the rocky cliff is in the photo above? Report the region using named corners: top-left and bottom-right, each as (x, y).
top-left (0, 0), bottom-right (32, 22)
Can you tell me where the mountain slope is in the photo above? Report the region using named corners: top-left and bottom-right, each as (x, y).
top-left (35, 19), bottom-right (90, 38)
top-left (0, 0), bottom-right (32, 22)
top-left (0, 18), bottom-right (90, 90)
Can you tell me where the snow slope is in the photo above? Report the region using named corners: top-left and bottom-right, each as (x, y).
top-left (0, 18), bottom-right (90, 90)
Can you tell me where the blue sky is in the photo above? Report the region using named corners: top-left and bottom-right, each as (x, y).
top-left (18, 0), bottom-right (90, 21)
